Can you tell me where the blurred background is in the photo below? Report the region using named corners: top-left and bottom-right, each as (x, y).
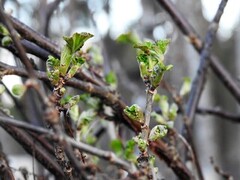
top-left (0, 0), bottom-right (240, 179)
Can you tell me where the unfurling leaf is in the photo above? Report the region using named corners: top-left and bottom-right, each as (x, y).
top-left (0, 84), bottom-right (5, 95)
top-left (149, 125), bottom-right (168, 141)
top-left (133, 134), bottom-right (148, 152)
top-left (46, 55), bottom-right (60, 85)
top-left (105, 71), bottom-right (118, 89)
top-left (60, 46), bottom-right (72, 76)
top-left (168, 103), bottom-right (178, 121)
top-left (0, 24), bottom-right (9, 36)
top-left (63, 32), bottom-right (93, 53)
top-left (1, 36), bottom-right (12, 46)
top-left (116, 32), bottom-right (139, 45)
top-left (67, 95), bottom-right (80, 108)
top-left (110, 139), bottom-right (123, 156)
top-left (124, 139), bottom-right (136, 162)
top-left (159, 95), bottom-right (169, 118)
top-left (134, 39), bottom-right (172, 90)
top-left (151, 112), bottom-right (167, 125)
top-left (124, 104), bottom-right (144, 123)
top-left (180, 77), bottom-right (191, 96)
top-left (12, 84), bottom-right (26, 97)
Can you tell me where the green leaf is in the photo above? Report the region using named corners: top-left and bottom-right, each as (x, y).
top-left (110, 139), bottom-right (123, 156)
top-left (85, 135), bottom-right (97, 145)
top-left (87, 45), bottom-right (103, 65)
top-left (116, 32), bottom-right (139, 45)
top-left (168, 103), bottom-right (178, 121)
top-left (156, 39), bottom-right (170, 54)
top-left (79, 94), bottom-right (100, 109)
top-left (78, 109), bottom-right (96, 126)
top-left (153, 93), bottom-right (161, 103)
top-left (105, 71), bottom-right (118, 88)
top-left (133, 134), bottom-right (148, 152)
top-left (180, 77), bottom-right (191, 96)
top-left (124, 104), bottom-right (144, 123)
top-left (0, 84), bottom-right (5, 95)
top-left (151, 111), bottom-right (167, 125)
top-left (149, 125), bottom-right (168, 141)
top-left (0, 24), bottom-right (9, 36)
top-left (159, 95), bottom-right (169, 118)
top-left (63, 32), bottom-right (93, 53)
top-left (69, 105), bottom-right (79, 121)
top-left (12, 84), bottom-right (26, 97)
top-left (46, 55), bottom-right (60, 85)
top-left (67, 95), bottom-right (80, 108)
top-left (124, 139), bottom-right (136, 162)
top-left (1, 36), bottom-right (12, 46)
top-left (60, 46), bottom-right (72, 76)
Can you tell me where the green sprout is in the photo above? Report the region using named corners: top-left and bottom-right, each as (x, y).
top-left (149, 125), bottom-right (168, 141)
top-left (47, 32), bottom-right (93, 85)
top-left (123, 104), bottom-right (144, 123)
top-left (134, 40), bottom-right (173, 90)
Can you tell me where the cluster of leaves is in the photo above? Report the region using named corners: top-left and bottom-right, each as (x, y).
top-left (117, 32), bottom-right (173, 91)
top-left (47, 32), bottom-right (93, 85)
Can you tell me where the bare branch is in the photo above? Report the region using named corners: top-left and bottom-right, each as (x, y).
top-left (155, 0), bottom-right (240, 103)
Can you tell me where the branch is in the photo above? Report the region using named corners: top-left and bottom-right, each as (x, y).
top-left (155, 0), bottom-right (240, 103)
top-left (0, 6), bottom-right (36, 78)
top-left (0, 115), bottom-right (135, 175)
top-left (186, 0), bottom-right (228, 124)
top-left (0, 111), bottom-right (63, 177)
top-left (196, 107), bottom-right (240, 123)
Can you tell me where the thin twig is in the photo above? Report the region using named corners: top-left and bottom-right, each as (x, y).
top-left (186, 0), bottom-right (229, 125)
top-left (0, 5), bottom-right (35, 78)
top-left (210, 157), bottom-right (233, 180)
top-left (155, 0), bottom-right (240, 103)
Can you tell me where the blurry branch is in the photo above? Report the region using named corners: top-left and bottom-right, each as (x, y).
top-left (0, 115), bottom-right (135, 175)
top-left (0, 142), bottom-right (14, 180)
top-left (0, 110), bottom-right (63, 177)
top-left (9, 15), bottom-right (60, 57)
top-left (0, 62), bottom-right (192, 179)
top-left (40, 0), bottom-right (63, 36)
top-left (0, 80), bottom-right (30, 121)
top-left (0, 6), bottom-right (36, 78)
top-left (186, 0), bottom-right (228, 126)
top-left (184, 2), bottom-right (228, 179)
top-left (210, 157), bottom-right (233, 180)
top-left (155, 0), bottom-right (240, 103)
top-left (196, 108), bottom-right (240, 123)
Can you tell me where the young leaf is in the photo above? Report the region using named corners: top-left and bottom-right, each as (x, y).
top-left (116, 32), bottom-right (139, 45)
top-left (105, 71), bottom-right (118, 89)
top-left (156, 39), bottom-right (170, 54)
top-left (159, 95), bottom-right (169, 118)
top-left (12, 84), bottom-right (26, 97)
top-left (110, 139), bottom-right (123, 156)
top-left (180, 77), bottom-right (191, 96)
top-left (46, 55), bottom-right (60, 85)
top-left (151, 112), bottom-right (167, 125)
top-left (149, 125), bottom-right (168, 141)
top-left (168, 103), bottom-right (178, 121)
top-left (69, 104), bottom-right (79, 121)
top-left (124, 104), bottom-right (144, 123)
top-left (0, 23), bottom-right (9, 36)
top-left (67, 95), bottom-right (80, 108)
top-left (60, 46), bottom-right (72, 76)
top-left (133, 134), bottom-right (148, 152)
top-left (124, 139), bottom-right (136, 161)
top-left (1, 36), bottom-right (12, 46)
top-left (0, 84), bottom-right (5, 95)
top-left (63, 32), bottom-right (93, 53)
